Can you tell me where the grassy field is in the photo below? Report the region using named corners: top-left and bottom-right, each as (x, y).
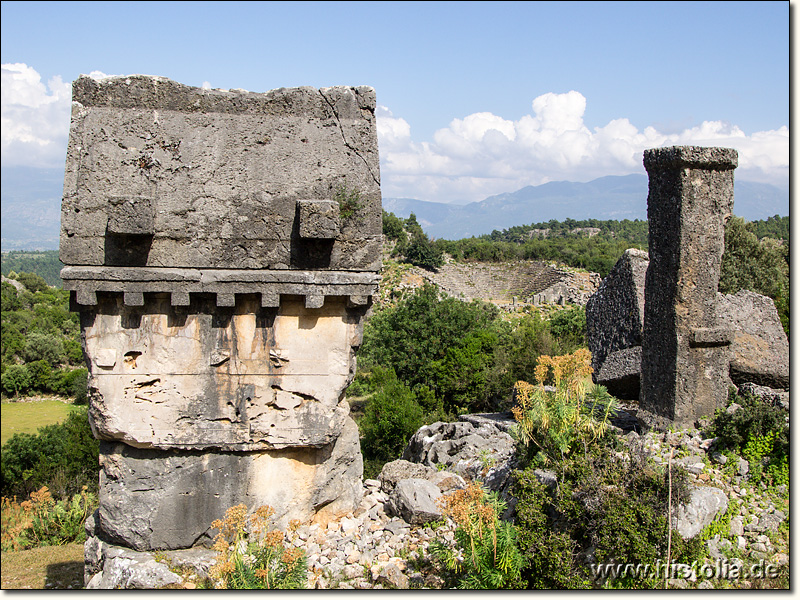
top-left (1, 397), bottom-right (80, 445)
top-left (1, 543), bottom-right (84, 589)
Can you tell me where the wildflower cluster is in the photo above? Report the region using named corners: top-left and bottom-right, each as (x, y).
top-left (1, 485), bottom-right (96, 551)
top-left (430, 482), bottom-right (523, 589)
top-left (209, 504), bottom-right (307, 589)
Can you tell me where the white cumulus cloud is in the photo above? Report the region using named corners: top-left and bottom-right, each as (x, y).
top-left (377, 91), bottom-right (789, 204)
top-left (1, 63), bottom-right (72, 168)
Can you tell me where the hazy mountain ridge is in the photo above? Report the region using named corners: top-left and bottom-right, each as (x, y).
top-left (385, 174), bottom-right (788, 240)
top-left (1, 167), bottom-right (788, 250)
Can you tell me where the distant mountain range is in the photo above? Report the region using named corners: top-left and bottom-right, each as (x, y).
top-left (385, 174), bottom-right (789, 240)
top-left (1, 167), bottom-right (789, 250)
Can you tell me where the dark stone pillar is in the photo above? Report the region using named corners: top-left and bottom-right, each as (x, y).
top-left (639, 146), bottom-right (737, 428)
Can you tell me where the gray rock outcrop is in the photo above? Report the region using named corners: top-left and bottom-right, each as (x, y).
top-left (674, 486), bottom-right (729, 540)
top-left (401, 413), bottom-right (517, 492)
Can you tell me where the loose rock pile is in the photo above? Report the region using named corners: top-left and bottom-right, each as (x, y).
top-left (85, 401), bottom-right (788, 589)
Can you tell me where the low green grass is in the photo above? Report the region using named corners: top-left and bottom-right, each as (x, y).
top-left (1, 399), bottom-right (80, 445)
top-left (1, 542), bottom-right (84, 589)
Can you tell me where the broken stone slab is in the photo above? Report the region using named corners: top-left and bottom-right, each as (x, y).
top-left (674, 486), bottom-right (729, 540)
top-left (586, 248), bottom-right (649, 376)
top-left (718, 290), bottom-right (789, 389)
top-left (595, 346), bottom-right (642, 401)
top-left (385, 478), bottom-right (443, 526)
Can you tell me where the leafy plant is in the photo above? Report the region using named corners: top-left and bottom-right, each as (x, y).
top-left (2, 486), bottom-right (96, 550)
top-left (334, 185), bottom-right (364, 221)
top-left (210, 504), bottom-right (307, 589)
top-left (512, 348), bottom-right (618, 465)
top-left (430, 482), bottom-right (524, 589)
top-left (707, 388), bottom-right (788, 488)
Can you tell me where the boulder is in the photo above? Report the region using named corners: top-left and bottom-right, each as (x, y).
top-left (401, 413), bottom-right (516, 489)
top-left (718, 290), bottom-right (789, 389)
top-left (586, 249), bottom-right (648, 376)
top-left (386, 478), bottom-right (442, 525)
top-left (674, 486), bottom-right (729, 540)
top-left (85, 544), bottom-right (184, 590)
top-left (378, 459), bottom-right (466, 495)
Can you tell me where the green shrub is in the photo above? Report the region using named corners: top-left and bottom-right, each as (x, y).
top-left (1, 364), bottom-right (31, 397)
top-left (359, 368), bottom-right (423, 475)
top-left (707, 388), bottom-right (788, 488)
top-left (513, 445), bottom-right (703, 589)
top-left (1, 408), bottom-right (99, 499)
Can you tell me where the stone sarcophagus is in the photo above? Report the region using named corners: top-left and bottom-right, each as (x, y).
top-left (60, 75), bottom-right (381, 551)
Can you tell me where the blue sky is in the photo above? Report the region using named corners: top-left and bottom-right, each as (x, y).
top-left (1, 1), bottom-right (789, 204)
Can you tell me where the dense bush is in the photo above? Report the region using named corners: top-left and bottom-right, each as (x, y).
top-left (1, 408), bottom-right (99, 500)
top-left (358, 367), bottom-right (424, 478)
top-left (1, 272), bottom-right (85, 401)
top-left (513, 445), bottom-right (703, 589)
top-left (719, 216), bottom-right (789, 337)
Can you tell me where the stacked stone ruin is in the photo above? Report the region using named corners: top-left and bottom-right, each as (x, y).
top-left (59, 75), bottom-right (381, 565)
top-left (587, 146), bottom-right (789, 427)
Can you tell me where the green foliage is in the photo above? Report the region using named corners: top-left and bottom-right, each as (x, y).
top-left (15, 272), bottom-right (50, 294)
top-left (431, 483), bottom-right (524, 589)
top-left (1, 271), bottom-right (84, 400)
top-left (404, 232), bottom-right (444, 271)
top-left (23, 332), bottom-right (65, 366)
top-left (382, 210), bottom-right (408, 244)
top-left (719, 216), bottom-right (789, 336)
top-left (513, 445), bottom-right (703, 589)
top-left (359, 368), bottom-right (424, 474)
top-left (2, 364), bottom-right (31, 397)
top-left (360, 283), bottom-right (500, 405)
top-left (548, 306), bottom-right (586, 352)
top-left (333, 185), bottom-right (364, 221)
top-left (1, 251), bottom-right (64, 287)
top-left (707, 389), bottom-right (788, 489)
top-left (1, 408), bottom-right (100, 499)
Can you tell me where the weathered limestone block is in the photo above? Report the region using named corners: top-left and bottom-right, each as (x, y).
top-left (83, 295), bottom-right (362, 450)
top-left (60, 76), bottom-right (381, 271)
top-left (96, 416), bottom-right (362, 551)
top-left (595, 347), bottom-right (642, 400)
top-left (639, 146), bottom-right (736, 428)
top-left (718, 290), bottom-right (789, 389)
top-left (586, 248), bottom-right (648, 376)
